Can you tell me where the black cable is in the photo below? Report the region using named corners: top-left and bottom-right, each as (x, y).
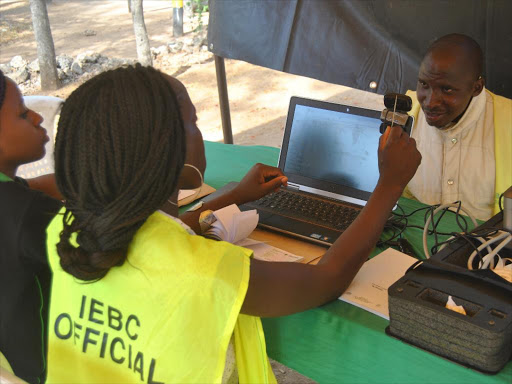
top-left (406, 224), bottom-right (453, 236)
top-left (428, 207), bottom-right (441, 255)
top-left (378, 224), bottom-right (406, 246)
top-left (454, 201), bottom-right (469, 233)
top-left (378, 208), bottom-right (409, 247)
top-left (385, 202), bottom-right (495, 260)
top-left (499, 193), bottom-right (504, 212)
top-left (432, 232), bottom-right (484, 265)
top-left (392, 204), bottom-right (436, 219)
top-left (378, 205), bottom-right (408, 247)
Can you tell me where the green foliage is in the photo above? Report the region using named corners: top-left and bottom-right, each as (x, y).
top-left (186, 0), bottom-right (208, 31)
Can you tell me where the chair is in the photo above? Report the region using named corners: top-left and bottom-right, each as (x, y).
top-left (16, 96), bottom-right (64, 179)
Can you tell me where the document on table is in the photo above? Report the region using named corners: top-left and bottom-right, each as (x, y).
top-left (178, 183), bottom-right (216, 207)
top-left (206, 205), bottom-right (259, 244)
top-left (236, 238), bottom-right (304, 263)
top-left (178, 189), bottom-right (196, 201)
top-left (339, 248), bottom-right (417, 320)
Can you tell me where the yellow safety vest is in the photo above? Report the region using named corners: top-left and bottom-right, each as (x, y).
top-left (406, 90), bottom-right (512, 215)
top-left (46, 209), bottom-right (276, 383)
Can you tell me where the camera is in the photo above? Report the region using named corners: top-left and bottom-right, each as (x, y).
top-left (379, 93), bottom-right (414, 135)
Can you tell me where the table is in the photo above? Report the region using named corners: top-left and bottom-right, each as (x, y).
top-left (202, 140), bottom-right (512, 383)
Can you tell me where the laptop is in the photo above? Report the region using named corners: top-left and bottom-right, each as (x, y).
top-left (240, 96), bottom-right (384, 246)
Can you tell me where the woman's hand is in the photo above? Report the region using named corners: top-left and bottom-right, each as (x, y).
top-left (378, 125), bottom-right (422, 193)
top-left (179, 164), bottom-right (286, 233)
top-left (229, 163), bottom-right (288, 205)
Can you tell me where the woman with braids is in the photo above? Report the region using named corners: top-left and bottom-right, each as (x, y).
top-left (46, 65), bottom-right (421, 383)
top-left (0, 70), bottom-right (62, 383)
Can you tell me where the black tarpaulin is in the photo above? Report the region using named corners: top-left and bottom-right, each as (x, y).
top-left (208, 0), bottom-right (512, 98)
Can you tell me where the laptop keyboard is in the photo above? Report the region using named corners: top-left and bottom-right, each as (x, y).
top-left (246, 189), bottom-right (361, 231)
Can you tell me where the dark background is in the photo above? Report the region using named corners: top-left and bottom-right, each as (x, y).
top-left (208, 0), bottom-right (512, 98)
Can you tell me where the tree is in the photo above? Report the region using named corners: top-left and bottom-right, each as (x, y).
top-left (29, 0), bottom-right (59, 90)
top-left (131, 0), bottom-right (152, 66)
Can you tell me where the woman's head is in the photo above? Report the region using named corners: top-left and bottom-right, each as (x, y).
top-left (164, 74), bottom-right (206, 189)
top-left (0, 70), bottom-right (48, 176)
top-left (55, 65), bottom-right (186, 281)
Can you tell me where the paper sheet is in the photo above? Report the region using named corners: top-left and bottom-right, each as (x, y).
top-left (178, 189), bottom-right (196, 201)
top-left (446, 296), bottom-right (467, 315)
top-left (339, 248), bottom-right (417, 320)
top-left (205, 204), bottom-right (259, 244)
top-left (177, 183), bottom-right (216, 207)
top-left (236, 238), bottom-right (304, 263)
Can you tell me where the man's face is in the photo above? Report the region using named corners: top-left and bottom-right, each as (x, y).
top-left (416, 48), bottom-right (483, 128)
top-left (0, 79), bottom-right (48, 169)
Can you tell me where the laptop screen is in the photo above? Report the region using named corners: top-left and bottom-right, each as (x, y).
top-left (279, 97), bottom-right (382, 201)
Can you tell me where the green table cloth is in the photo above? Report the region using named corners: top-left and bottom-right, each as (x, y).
top-left (203, 141), bottom-right (511, 383)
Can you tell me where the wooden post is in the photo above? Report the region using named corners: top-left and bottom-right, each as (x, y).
top-left (172, 0), bottom-right (183, 37)
top-left (214, 55), bottom-right (233, 144)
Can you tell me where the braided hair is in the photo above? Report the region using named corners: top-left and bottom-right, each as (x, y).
top-left (55, 65), bottom-right (186, 281)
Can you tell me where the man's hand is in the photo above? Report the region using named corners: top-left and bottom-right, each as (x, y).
top-left (378, 126), bottom-right (421, 192)
top-left (230, 163), bottom-right (288, 205)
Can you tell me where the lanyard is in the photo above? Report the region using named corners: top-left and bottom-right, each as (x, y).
top-left (0, 172), bottom-right (13, 182)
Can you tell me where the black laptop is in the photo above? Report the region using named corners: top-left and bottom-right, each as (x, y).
top-left (240, 96), bottom-right (383, 246)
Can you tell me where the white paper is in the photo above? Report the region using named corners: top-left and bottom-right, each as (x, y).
top-left (213, 204), bottom-right (241, 238)
top-left (236, 238), bottom-right (263, 247)
top-left (204, 204), bottom-right (259, 244)
top-left (339, 248), bottom-right (417, 320)
top-left (446, 295), bottom-right (467, 315)
top-left (178, 189), bottom-right (196, 201)
top-left (236, 238), bottom-right (304, 263)
top-left (178, 184), bottom-right (216, 207)
top-left (232, 210), bottom-right (259, 243)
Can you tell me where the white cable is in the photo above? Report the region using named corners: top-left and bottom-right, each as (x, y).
top-left (467, 232), bottom-right (512, 270)
top-left (423, 203), bottom-right (478, 259)
top-left (479, 234), bottom-right (511, 269)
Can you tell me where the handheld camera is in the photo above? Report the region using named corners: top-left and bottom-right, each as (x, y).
top-left (379, 93), bottom-right (414, 135)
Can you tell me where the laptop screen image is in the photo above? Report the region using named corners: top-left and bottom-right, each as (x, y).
top-left (279, 97), bottom-right (382, 203)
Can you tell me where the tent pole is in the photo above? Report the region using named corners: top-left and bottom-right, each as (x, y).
top-left (214, 55), bottom-right (234, 144)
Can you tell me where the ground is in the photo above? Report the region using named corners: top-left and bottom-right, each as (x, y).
top-left (0, 0), bottom-right (382, 148)
top-left (0, 1), bottom-right (383, 382)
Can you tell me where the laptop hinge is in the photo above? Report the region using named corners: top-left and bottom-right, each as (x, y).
top-left (286, 183), bottom-right (300, 191)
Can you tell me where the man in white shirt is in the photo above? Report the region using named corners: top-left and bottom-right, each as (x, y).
top-left (405, 33), bottom-right (511, 221)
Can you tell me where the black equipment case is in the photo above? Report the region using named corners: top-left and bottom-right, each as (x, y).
top-left (386, 212), bottom-right (512, 374)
